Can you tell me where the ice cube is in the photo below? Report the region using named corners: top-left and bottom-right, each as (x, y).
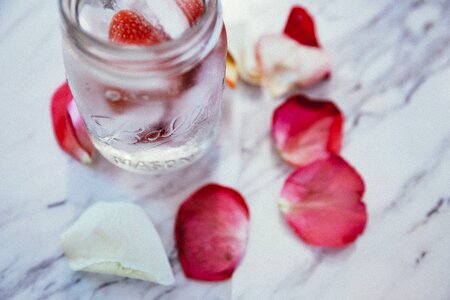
top-left (78, 4), bottom-right (116, 40)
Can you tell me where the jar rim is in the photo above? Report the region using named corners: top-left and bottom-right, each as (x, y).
top-left (59, 0), bottom-right (222, 73)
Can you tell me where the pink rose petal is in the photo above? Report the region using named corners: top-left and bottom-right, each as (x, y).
top-left (280, 156), bottom-right (367, 248)
top-left (50, 82), bottom-right (95, 164)
top-left (272, 94), bottom-right (343, 167)
top-left (175, 184), bottom-right (250, 281)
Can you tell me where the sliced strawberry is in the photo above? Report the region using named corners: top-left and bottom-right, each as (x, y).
top-left (108, 10), bottom-right (168, 45)
top-left (280, 156), bottom-right (367, 248)
top-left (284, 6), bottom-right (320, 48)
top-left (272, 94), bottom-right (343, 167)
top-left (255, 34), bottom-right (331, 96)
top-left (175, 184), bottom-right (250, 281)
top-left (51, 82), bottom-right (95, 164)
top-left (176, 0), bottom-right (205, 26)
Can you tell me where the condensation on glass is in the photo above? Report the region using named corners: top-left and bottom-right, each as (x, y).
top-left (59, 0), bottom-right (227, 173)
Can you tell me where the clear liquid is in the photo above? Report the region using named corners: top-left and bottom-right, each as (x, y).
top-left (65, 0), bottom-right (226, 173)
top-left (92, 120), bottom-right (219, 173)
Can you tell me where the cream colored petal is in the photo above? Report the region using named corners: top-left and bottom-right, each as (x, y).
top-left (223, 0), bottom-right (296, 85)
top-left (225, 52), bottom-right (239, 88)
top-left (225, 20), bottom-right (262, 85)
top-left (256, 34), bottom-right (331, 97)
top-left (61, 202), bottom-right (175, 285)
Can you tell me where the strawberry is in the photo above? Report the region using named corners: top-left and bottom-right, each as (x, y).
top-left (175, 184), bottom-right (250, 281)
top-left (108, 10), bottom-right (168, 45)
top-left (280, 156), bottom-right (367, 248)
top-left (51, 82), bottom-right (95, 164)
top-left (272, 94), bottom-right (343, 167)
top-left (176, 0), bottom-right (205, 26)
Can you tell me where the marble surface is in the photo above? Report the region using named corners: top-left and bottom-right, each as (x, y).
top-left (1, 0), bottom-right (450, 299)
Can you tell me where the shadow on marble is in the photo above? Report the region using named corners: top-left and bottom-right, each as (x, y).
top-left (56, 85), bottom-right (245, 299)
top-left (64, 141), bottom-right (219, 207)
top-left (59, 143), bottom-right (232, 299)
top-left (56, 270), bottom-right (231, 300)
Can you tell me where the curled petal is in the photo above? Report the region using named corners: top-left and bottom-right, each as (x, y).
top-left (175, 184), bottom-right (250, 281)
top-left (225, 52), bottom-right (239, 89)
top-left (61, 202), bottom-right (175, 285)
top-left (284, 6), bottom-right (320, 47)
top-left (280, 156), bottom-right (367, 248)
top-left (272, 94), bottom-right (343, 167)
top-left (284, 6), bottom-right (331, 80)
top-left (255, 34), bottom-right (331, 97)
top-left (229, 33), bottom-right (263, 85)
top-left (50, 82), bottom-right (95, 164)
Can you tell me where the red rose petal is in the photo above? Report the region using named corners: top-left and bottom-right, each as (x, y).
top-left (284, 6), bottom-right (331, 79)
top-left (175, 184), bottom-right (250, 281)
top-left (51, 82), bottom-right (95, 164)
top-left (176, 0), bottom-right (205, 26)
top-left (284, 6), bottom-right (320, 47)
top-left (272, 94), bottom-right (343, 167)
top-left (280, 156), bottom-right (367, 248)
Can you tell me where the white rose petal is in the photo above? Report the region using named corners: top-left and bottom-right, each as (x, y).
top-left (223, 0), bottom-right (297, 85)
top-left (61, 202), bottom-right (175, 285)
top-left (256, 34), bottom-right (331, 97)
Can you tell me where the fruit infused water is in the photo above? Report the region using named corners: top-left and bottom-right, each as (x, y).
top-left (59, 0), bottom-right (227, 173)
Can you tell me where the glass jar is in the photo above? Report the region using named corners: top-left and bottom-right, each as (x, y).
top-left (59, 0), bottom-right (227, 173)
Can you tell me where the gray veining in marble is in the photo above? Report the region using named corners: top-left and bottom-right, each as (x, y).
top-left (1, 0), bottom-right (450, 299)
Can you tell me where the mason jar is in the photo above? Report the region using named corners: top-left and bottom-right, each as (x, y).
top-left (59, 0), bottom-right (227, 173)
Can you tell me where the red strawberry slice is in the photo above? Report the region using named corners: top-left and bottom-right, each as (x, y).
top-left (280, 156), bottom-right (367, 248)
top-left (176, 0), bottom-right (205, 26)
top-left (175, 184), bottom-right (250, 281)
top-left (109, 10), bottom-right (168, 45)
top-left (51, 82), bottom-right (95, 164)
top-left (272, 94), bottom-right (343, 167)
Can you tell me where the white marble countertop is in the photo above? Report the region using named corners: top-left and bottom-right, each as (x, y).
top-left (1, 0), bottom-right (450, 299)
